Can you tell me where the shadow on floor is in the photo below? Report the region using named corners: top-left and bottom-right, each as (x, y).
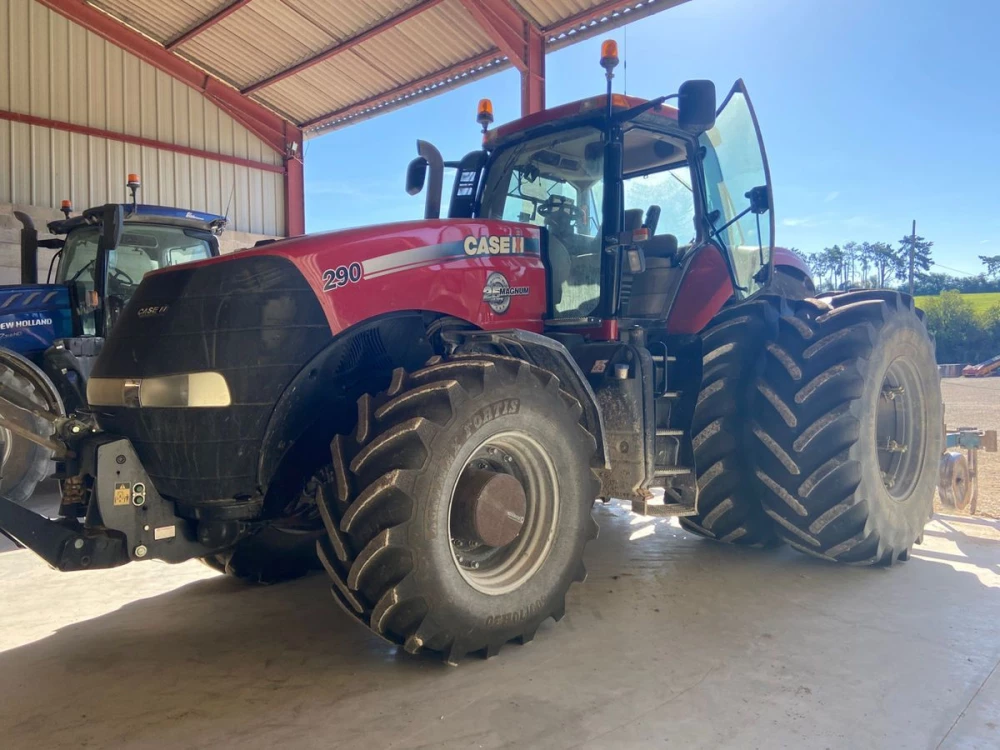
top-left (2, 505), bottom-right (1000, 749)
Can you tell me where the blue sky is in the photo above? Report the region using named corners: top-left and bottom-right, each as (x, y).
top-left (305, 0), bottom-right (999, 277)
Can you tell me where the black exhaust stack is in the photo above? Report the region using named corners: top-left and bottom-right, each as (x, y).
top-left (13, 211), bottom-right (38, 284)
top-left (405, 140), bottom-right (445, 219)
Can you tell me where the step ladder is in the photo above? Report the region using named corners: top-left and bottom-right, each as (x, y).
top-left (632, 347), bottom-right (699, 518)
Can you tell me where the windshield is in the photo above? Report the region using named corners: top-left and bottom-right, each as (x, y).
top-left (480, 126), bottom-right (605, 318)
top-left (57, 224), bottom-right (214, 334)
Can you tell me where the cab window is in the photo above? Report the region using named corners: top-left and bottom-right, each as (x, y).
top-left (480, 126), bottom-right (605, 318)
top-left (621, 127), bottom-right (696, 247)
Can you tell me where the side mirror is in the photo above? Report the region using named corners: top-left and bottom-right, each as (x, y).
top-left (100, 203), bottom-right (123, 250)
top-left (405, 157), bottom-right (427, 196)
top-left (678, 80), bottom-right (716, 133)
top-left (746, 185), bottom-right (770, 214)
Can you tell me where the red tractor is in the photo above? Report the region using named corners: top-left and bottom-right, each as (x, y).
top-left (0, 43), bottom-right (941, 664)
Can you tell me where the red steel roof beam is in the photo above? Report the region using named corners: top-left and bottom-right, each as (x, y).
top-left (457, 0), bottom-right (536, 72)
top-left (165, 0), bottom-right (255, 50)
top-left (242, 0), bottom-right (446, 95)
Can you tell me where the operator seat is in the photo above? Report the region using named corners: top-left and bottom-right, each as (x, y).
top-left (628, 233), bottom-right (680, 317)
top-left (546, 233), bottom-right (571, 306)
top-left (542, 195), bottom-right (582, 308)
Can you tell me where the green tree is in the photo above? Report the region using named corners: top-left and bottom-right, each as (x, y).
top-left (920, 290), bottom-right (984, 362)
top-left (896, 233), bottom-right (934, 284)
top-left (858, 242), bottom-right (875, 288)
top-left (979, 254), bottom-right (1000, 278)
top-left (870, 241), bottom-right (901, 288)
top-left (843, 241), bottom-right (860, 286)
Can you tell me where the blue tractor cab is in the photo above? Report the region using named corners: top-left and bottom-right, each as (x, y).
top-left (10, 184), bottom-right (225, 411)
top-left (0, 180), bottom-right (225, 505)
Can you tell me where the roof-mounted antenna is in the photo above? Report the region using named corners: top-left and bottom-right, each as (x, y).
top-left (224, 178), bottom-right (236, 226)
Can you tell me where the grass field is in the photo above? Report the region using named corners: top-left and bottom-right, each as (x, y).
top-left (915, 291), bottom-right (1000, 315)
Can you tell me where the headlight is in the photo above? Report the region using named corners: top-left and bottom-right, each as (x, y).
top-left (87, 372), bottom-right (231, 408)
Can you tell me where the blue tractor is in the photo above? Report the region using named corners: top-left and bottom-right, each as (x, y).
top-left (1, 177), bottom-right (225, 504)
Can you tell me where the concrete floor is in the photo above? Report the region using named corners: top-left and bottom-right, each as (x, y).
top-left (2, 501), bottom-right (999, 750)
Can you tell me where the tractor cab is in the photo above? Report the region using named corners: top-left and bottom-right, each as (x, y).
top-left (411, 41), bottom-right (773, 333)
top-left (10, 179), bottom-right (225, 411)
top-left (47, 203), bottom-right (224, 336)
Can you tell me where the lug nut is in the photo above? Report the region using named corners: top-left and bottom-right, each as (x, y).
top-left (134, 544), bottom-right (148, 558)
top-left (73, 538), bottom-right (84, 550)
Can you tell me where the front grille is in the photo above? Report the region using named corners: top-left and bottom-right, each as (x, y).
top-left (91, 255), bottom-right (330, 503)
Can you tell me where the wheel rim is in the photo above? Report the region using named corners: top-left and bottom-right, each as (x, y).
top-left (876, 357), bottom-right (927, 501)
top-left (0, 426), bottom-right (12, 467)
top-left (448, 431), bottom-right (559, 596)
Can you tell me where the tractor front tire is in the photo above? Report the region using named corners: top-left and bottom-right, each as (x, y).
top-left (750, 291), bottom-right (942, 564)
top-left (317, 355), bottom-right (600, 664)
top-left (680, 300), bottom-right (782, 547)
top-left (0, 349), bottom-right (62, 504)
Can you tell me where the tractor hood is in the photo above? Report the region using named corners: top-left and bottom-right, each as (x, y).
top-left (91, 217), bottom-right (546, 504)
top-left (143, 217), bottom-right (546, 336)
top-left (185, 218), bottom-right (533, 268)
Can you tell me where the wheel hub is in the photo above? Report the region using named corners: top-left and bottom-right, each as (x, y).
top-left (449, 434), bottom-right (559, 595)
top-left (452, 468), bottom-right (526, 547)
top-left (876, 358), bottom-right (926, 501)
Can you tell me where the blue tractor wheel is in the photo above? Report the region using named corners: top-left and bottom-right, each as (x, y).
top-left (0, 348), bottom-right (63, 504)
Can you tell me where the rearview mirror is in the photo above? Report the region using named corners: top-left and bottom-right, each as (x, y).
top-left (100, 203), bottom-right (123, 250)
top-left (406, 157), bottom-right (427, 196)
top-left (678, 80), bottom-right (716, 133)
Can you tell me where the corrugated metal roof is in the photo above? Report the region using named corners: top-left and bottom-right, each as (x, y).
top-left (516, 0), bottom-right (604, 28)
top-left (90, 0), bottom-right (216, 44)
top-left (80, 0), bottom-right (691, 136)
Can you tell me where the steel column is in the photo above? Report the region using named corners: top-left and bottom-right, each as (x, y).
top-left (457, 0), bottom-right (545, 116)
top-left (521, 26), bottom-right (545, 115)
top-left (283, 123), bottom-right (305, 236)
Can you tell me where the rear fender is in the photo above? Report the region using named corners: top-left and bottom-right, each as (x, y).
top-left (665, 244), bottom-right (814, 334)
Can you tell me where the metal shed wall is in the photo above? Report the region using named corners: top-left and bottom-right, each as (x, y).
top-left (0, 0), bottom-right (286, 283)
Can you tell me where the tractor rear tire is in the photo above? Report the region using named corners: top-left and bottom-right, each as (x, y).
top-left (750, 291), bottom-right (942, 564)
top-left (316, 355), bottom-right (600, 664)
top-left (680, 300), bottom-right (782, 547)
top-left (0, 349), bottom-right (62, 504)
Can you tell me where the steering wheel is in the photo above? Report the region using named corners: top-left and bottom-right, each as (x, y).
top-left (111, 267), bottom-right (135, 286)
top-left (537, 195), bottom-right (585, 226)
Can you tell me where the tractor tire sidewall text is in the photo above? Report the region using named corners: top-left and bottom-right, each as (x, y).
top-left (319, 356), bottom-right (600, 663)
top-left (409, 382), bottom-right (594, 641)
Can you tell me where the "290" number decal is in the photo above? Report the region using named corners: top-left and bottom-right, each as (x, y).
top-left (323, 262), bottom-right (363, 291)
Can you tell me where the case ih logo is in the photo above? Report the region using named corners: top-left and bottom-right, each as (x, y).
top-left (464, 235), bottom-right (526, 256)
top-left (137, 305), bottom-right (170, 318)
top-left (482, 272), bottom-right (529, 314)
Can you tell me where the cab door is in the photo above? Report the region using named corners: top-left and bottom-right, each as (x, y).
top-left (699, 80), bottom-right (774, 298)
